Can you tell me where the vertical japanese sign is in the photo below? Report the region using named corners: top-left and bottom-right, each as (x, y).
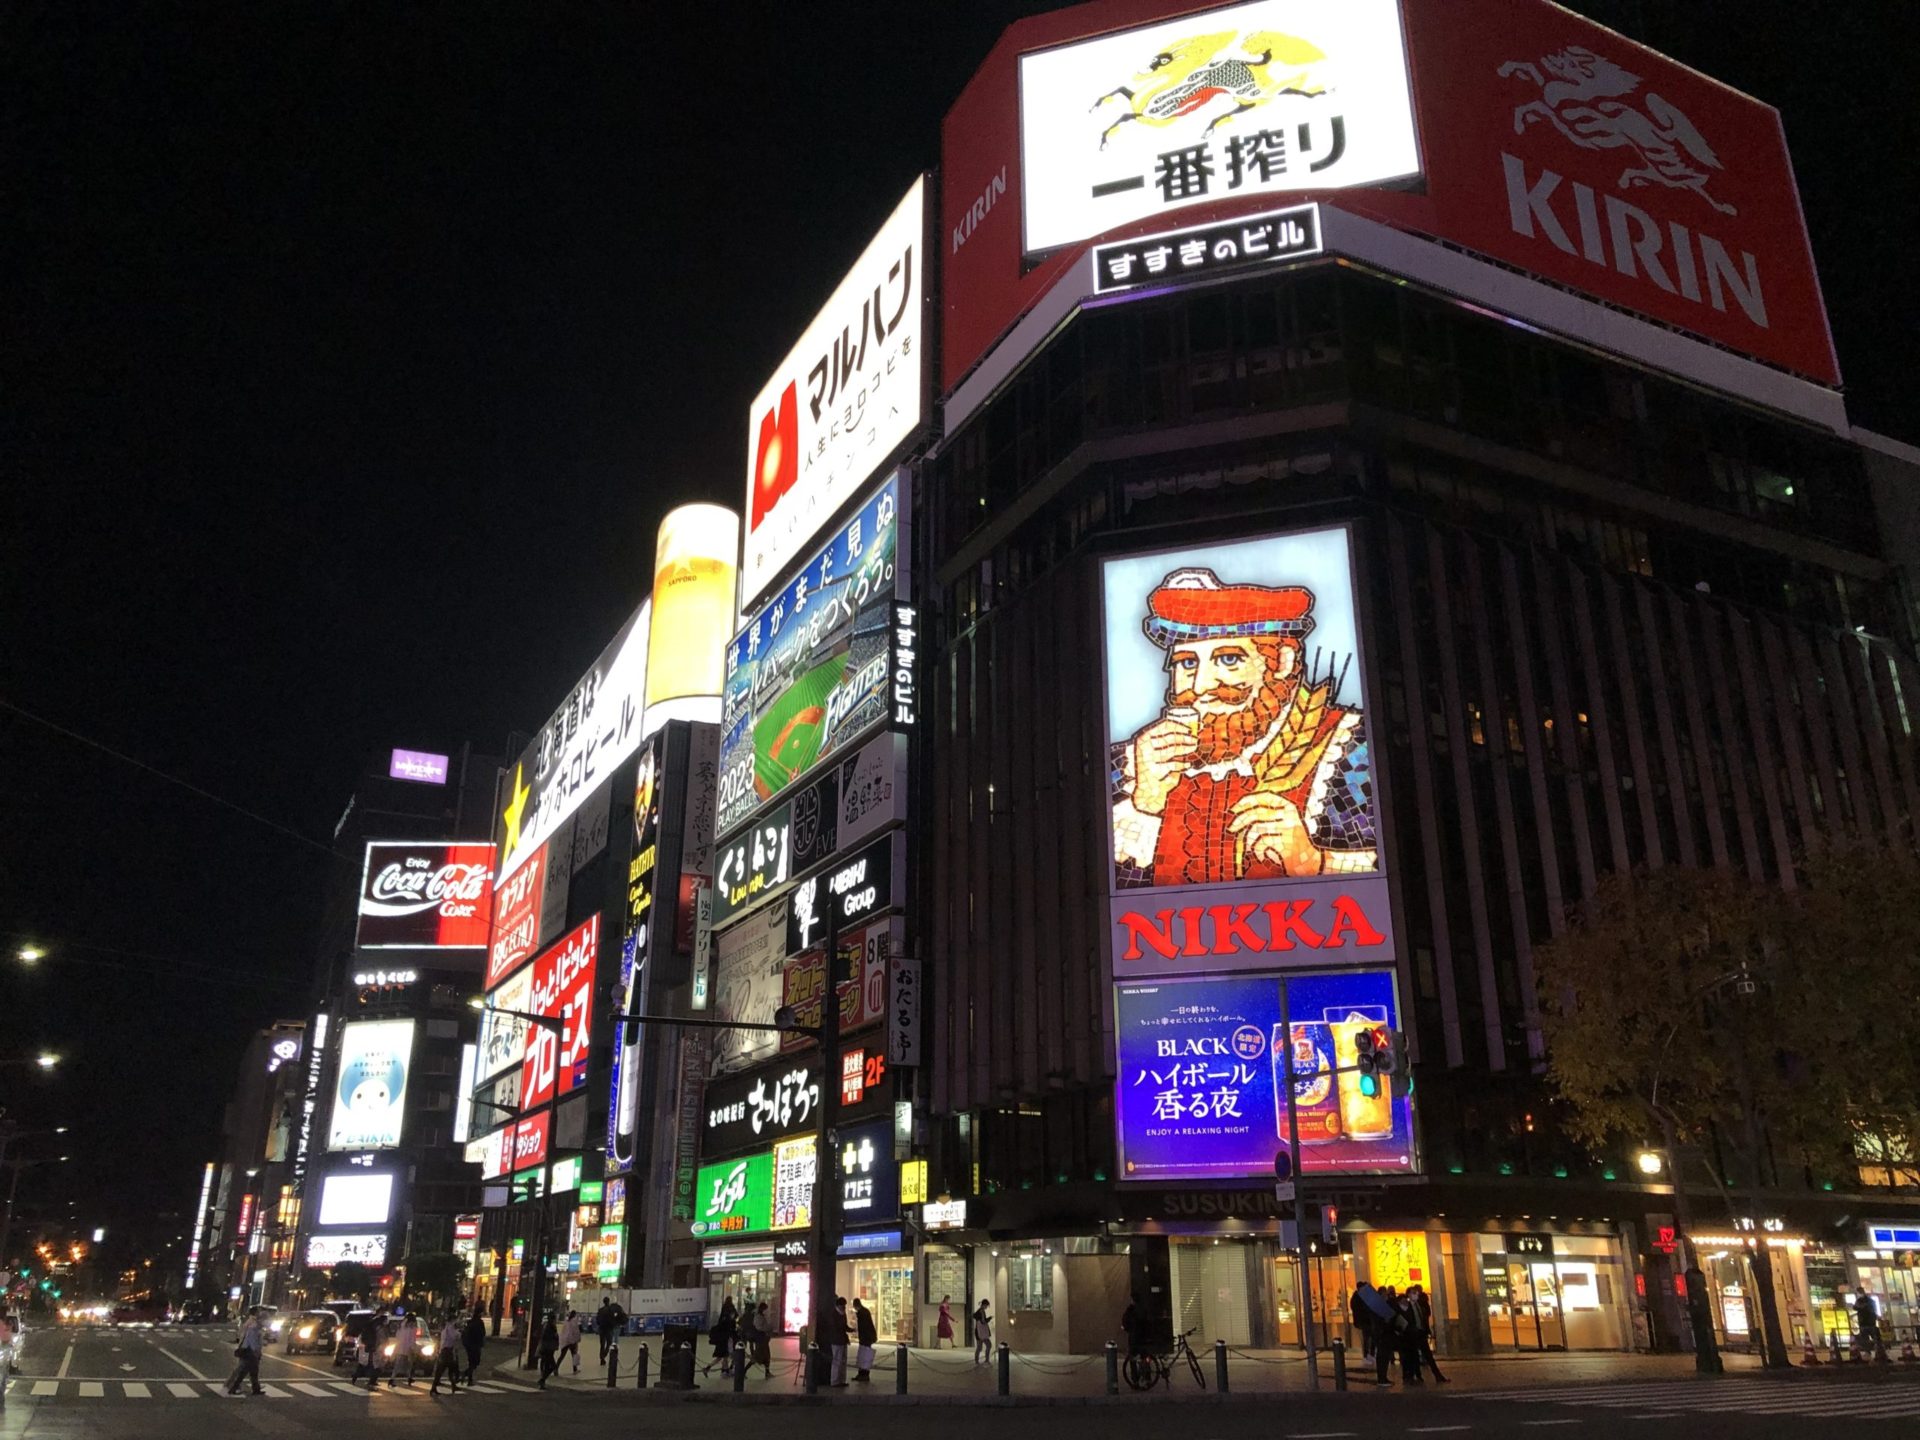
top-left (1017, 0), bottom-right (1418, 257)
top-left (520, 916), bottom-right (600, 1112)
top-left (743, 178), bottom-right (927, 609)
top-left (486, 842), bottom-right (546, 987)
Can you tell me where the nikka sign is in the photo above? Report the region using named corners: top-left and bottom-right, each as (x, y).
top-left (1110, 875), bottom-right (1393, 977)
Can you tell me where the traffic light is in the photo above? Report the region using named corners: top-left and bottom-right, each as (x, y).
top-left (1319, 1203), bottom-right (1340, 1245)
top-left (1382, 1029), bottom-right (1412, 1098)
top-left (1353, 1027), bottom-right (1382, 1096)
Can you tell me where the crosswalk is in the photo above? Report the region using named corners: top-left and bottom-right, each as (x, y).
top-left (1450, 1377), bottom-right (1920, 1421)
top-left (0, 1375), bottom-right (519, 1403)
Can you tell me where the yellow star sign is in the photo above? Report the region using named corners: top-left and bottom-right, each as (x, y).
top-left (502, 763), bottom-right (531, 858)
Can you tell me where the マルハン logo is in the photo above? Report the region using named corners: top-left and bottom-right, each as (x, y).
top-left (751, 382), bottom-right (798, 530)
top-left (1499, 45), bottom-right (1735, 215)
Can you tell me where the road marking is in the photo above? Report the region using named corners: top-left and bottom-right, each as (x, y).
top-left (1409, 1429), bottom-right (1473, 1434)
top-left (329, 1381), bottom-right (360, 1392)
top-left (289, 1382), bottom-right (333, 1396)
top-left (56, 1344), bottom-right (74, 1379)
top-left (270, 1352), bottom-right (343, 1380)
top-left (78, 1382), bottom-right (104, 1397)
top-left (152, 1342), bottom-right (211, 1379)
top-left (1288, 1433), bottom-right (1358, 1438)
top-left (123, 1382), bottom-right (151, 1398)
top-left (120, 1362), bottom-right (137, 1371)
top-left (260, 1382), bottom-right (290, 1397)
top-left (31, 1381), bottom-right (58, 1397)
top-left (1522, 1423), bottom-right (1584, 1429)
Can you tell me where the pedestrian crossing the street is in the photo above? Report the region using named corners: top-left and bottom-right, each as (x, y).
top-left (1448, 1377), bottom-right (1920, 1422)
top-left (0, 1375), bottom-right (520, 1403)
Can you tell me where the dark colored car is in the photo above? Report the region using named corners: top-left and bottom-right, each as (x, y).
top-left (283, 1310), bottom-right (340, 1355)
top-left (333, 1309), bottom-right (380, 1367)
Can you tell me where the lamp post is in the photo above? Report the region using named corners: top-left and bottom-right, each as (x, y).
top-left (469, 999), bottom-right (568, 1370)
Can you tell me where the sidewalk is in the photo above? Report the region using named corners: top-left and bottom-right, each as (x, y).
top-left (482, 1334), bottom-right (1900, 1404)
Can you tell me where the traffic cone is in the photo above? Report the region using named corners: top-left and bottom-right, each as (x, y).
top-left (1802, 1336), bottom-right (1820, 1365)
top-left (1899, 1337), bottom-right (1915, 1363)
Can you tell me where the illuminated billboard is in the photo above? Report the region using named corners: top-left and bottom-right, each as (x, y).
top-left (497, 599), bottom-right (651, 886)
top-left (719, 476), bottom-right (907, 837)
top-left (1114, 969), bottom-right (1415, 1179)
top-left (1018, 0), bottom-right (1417, 258)
top-left (355, 841), bottom-right (495, 950)
top-left (478, 965), bottom-right (531, 1083)
top-left (645, 504), bottom-right (739, 730)
top-left (326, 1019), bottom-right (414, 1152)
top-left (486, 841), bottom-right (546, 987)
top-left (743, 179), bottom-right (926, 608)
top-left (1101, 525), bottom-right (1391, 974)
top-left (691, 1151), bottom-right (774, 1239)
top-left (316, 1172), bottom-right (395, 1228)
top-left (306, 1232), bottom-right (389, 1268)
top-left (388, 748), bottom-right (449, 784)
top-left (519, 915), bottom-right (600, 1111)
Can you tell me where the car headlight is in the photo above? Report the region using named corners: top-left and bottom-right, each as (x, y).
top-left (382, 1343), bottom-right (395, 1356)
top-left (422, 1342), bottom-right (435, 1356)
top-left (299, 1326), bottom-right (315, 1339)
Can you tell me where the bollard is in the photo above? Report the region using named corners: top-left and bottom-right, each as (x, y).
top-left (805, 1342), bottom-right (821, 1396)
top-left (1105, 1341), bottom-right (1118, 1395)
top-left (1215, 1338), bottom-right (1229, 1393)
top-left (896, 1343), bottom-right (908, 1395)
top-left (606, 1338), bottom-right (619, 1388)
top-left (997, 1341), bottom-right (1011, 1397)
top-left (635, 1341), bottom-right (649, 1390)
top-left (734, 1341), bottom-right (748, 1392)
top-left (1330, 1337), bottom-right (1347, 1391)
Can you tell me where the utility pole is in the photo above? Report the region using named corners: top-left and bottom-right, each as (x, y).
top-left (1277, 982), bottom-right (1319, 1388)
top-left (805, 897), bottom-right (840, 1383)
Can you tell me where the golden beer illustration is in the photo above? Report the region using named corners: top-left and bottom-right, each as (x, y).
top-left (1328, 1005), bottom-right (1394, 1141)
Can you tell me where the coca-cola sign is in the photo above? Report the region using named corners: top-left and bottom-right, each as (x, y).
top-left (356, 841), bottom-right (497, 950)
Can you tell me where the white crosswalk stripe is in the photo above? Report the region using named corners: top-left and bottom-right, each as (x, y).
top-left (0, 1374), bottom-right (522, 1402)
top-left (289, 1381), bottom-right (334, 1396)
top-left (122, 1382), bottom-right (150, 1398)
top-left (166, 1381), bottom-right (199, 1397)
top-left (1452, 1378), bottom-right (1920, 1421)
top-left (77, 1382), bottom-right (103, 1397)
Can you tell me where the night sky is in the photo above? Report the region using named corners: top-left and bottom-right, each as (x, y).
top-left (4, 0), bottom-right (1916, 1267)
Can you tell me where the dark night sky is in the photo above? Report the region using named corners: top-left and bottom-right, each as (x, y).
top-left (3, 1), bottom-right (1916, 1260)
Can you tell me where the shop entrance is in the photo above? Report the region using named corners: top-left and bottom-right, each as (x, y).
top-left (1271, 1249), bottom-right (1356, 1347)
top-left (1486, 1258), bottom-right (1569, 1350)
top-left (848, 1258), bottom-right (915, 1343)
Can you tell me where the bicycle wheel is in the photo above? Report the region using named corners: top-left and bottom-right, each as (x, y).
top-left (1122, 1352), bottom-right (1157, 1390)
top-left (1185, 1345), bottom-right (1206, 1389)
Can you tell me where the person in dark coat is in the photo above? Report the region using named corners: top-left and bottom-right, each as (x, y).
top-left (1355, 1282), bottom-right (1396, 1384)
top-left (852, 1297), bottom-right (878, 1382)
top-left (1349, 1286), bottom-right (1374, 1358)
top-left (823, 1296), bottom-right (851, 1387)
top-left (461, 1308), bottom-right (487, 1386)
top-left (1406, 1284), bottom-right (1447, 1381)
top-left (1393, 1289), bottom-right (1424, 1382)
top-left (536, 1315), bottom-right (561, 1388)
top-left (705, 1296), bottom-right (738, 1376)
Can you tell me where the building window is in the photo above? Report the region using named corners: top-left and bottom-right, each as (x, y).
top-left (1008, 1242), bottom-right (1053, 1313)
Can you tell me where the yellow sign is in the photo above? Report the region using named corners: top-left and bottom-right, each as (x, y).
top-left (901, 1159), bottom-right (928, 1206)
top-left (1367, 1231), bottom-right (1430, 1292)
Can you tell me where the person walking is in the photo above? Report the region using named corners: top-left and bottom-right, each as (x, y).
top-left (972, 1299), bottom-right (993, 1365)
top-left (1391, 1289), bottom-right (1424, 1383)
top-left (595, 1296), bottom-right (616, 1365)
top-left (936, 1295), bottom-right (955, 1349)
top-left (852, 1297), bottom-right (877, 1382)
top-left (705, 1296), bottom-right (738, 1376)
top-left (348, 1313), bottom-right (385, 1387)
top-left (226, 1307), bottom-right (266, 1396)
top-left (752, 1301), bottom-right (774, 1377)
top-left (462, 1307), bottom-right (488, 1386)
top-left (537, 1313), bottom-right (561, 1388)
top-left (1120, 1294), bottom-right (1144, 1360)
top-left (1406, 1284), bottom-right (1447, 1382)
top-left (430, 1315), bottom-right (464, 1394)
top-left (824, 1296), bottom-right (851, 1387)
top-left (558, 1310), bottom-right (583, 1374)
top-left (737, 1301), bottom-right (761, 1379)
top-left (1855, 1289), bottom-right (1888, 1362)
top-left (390, 1312), bottom-right (420, 1387)
top-left (1355, 1281), bottom-right (1397, 1385)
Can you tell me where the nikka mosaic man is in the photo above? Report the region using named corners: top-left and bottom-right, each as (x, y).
top-left (1107, 528), bottom-right (1377, 891)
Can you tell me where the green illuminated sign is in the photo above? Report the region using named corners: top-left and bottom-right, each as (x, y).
top-left (690, 1151), bottom-right (773, 1239)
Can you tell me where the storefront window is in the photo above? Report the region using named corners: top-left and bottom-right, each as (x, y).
top-left (1008, 1243), bottom-right (1053, 1313)
top-left (1480, 1234), bottom-right (1629, 1352)
top-left (850, 1259), bottom-right (915, 1342)
top-left (1272, 1247), bottom-right (1353, 1348)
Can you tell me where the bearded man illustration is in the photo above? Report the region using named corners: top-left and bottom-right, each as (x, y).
top-left (1112, 567), bottom-right (1377, 887)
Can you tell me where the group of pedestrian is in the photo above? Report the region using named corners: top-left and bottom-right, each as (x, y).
top-left (817, 1294), bottom-right (881, 1385)
top-left (1351, 1280), bottom-right (1447, 1385)
top-left (337, 1303), bottom-right (487, 1395)
top-left (702, 1295), bottom-right (775, 1378)
top-left (537, 1295), bottom-right (627, 1387)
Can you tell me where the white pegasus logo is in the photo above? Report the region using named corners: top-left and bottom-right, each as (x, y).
top-left (1499, 45), bottom-right (1736, 215)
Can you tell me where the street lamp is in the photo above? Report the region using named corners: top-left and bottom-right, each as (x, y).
top-left (16, 947), bottom-right (44, 964)
top-left (1635, 1149), bottom-right (1665, 1177)
top-left (34, 1054), bottom-right (58, 1071)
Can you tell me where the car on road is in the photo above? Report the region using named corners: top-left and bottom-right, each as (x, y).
top-left (283, 1310), bottom-right (340, 1355)
top-left (333, 1308), bottom-right (380, 1367)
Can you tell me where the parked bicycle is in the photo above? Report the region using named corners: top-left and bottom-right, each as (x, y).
top-left (1122, 1326), bottom-right (1206, 1390)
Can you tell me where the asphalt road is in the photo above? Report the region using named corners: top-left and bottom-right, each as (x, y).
top-left (5, 1324), bottom-right (1918, 1439)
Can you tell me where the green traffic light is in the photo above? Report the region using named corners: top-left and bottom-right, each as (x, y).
top-left (1358, 1074), bottom-right (1379, 1098)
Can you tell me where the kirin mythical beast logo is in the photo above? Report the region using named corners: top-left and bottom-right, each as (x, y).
top-left (1090, 25), bottom-right (1330, 149)
top-left (1499, 46), bottom-right (1736, 215)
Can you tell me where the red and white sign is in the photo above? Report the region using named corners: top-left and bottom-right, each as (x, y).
top-left (355, 841), bottom-right (496, 950)
top-left (1110, 876), bottom-right (1394, 975)
top-left (509, 1110), bottom-right (550, 1173)
top-left (941, 0), bottom-right (1836, 392)
top-left (519, 915), bottom-right (600, 1112)
top-left (485, 842), bottom-right (546, 988)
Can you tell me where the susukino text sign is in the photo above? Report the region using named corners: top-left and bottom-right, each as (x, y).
top-left (1018, 0), bottom-right (1417, 257)
top-left (744, 179), bottom-right (926, 608)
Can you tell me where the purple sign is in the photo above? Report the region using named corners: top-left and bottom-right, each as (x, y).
top-left (389, 748), bottom-right (450, 785)
top-left (1114, 970), bottom-right (1416, 1181)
